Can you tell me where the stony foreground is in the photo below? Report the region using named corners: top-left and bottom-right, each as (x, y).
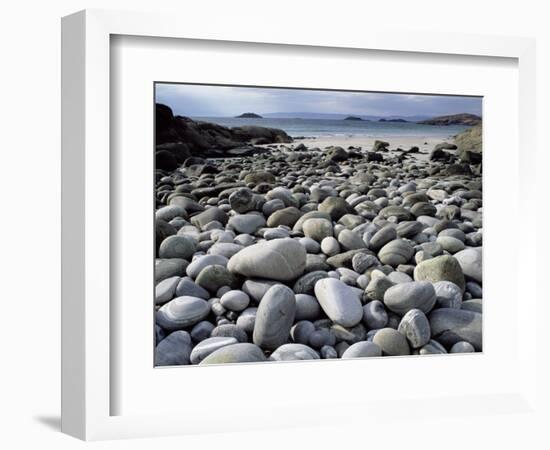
top-left (154, 138), bottom-right (482, 366)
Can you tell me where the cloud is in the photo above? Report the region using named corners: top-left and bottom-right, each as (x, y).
top-left (155, 83), bottom-right (482, 118)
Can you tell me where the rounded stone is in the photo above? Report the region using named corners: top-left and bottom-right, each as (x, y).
top-left (156, 204), bottom-right (187, 222)
top-left (341, 341), bottom-right (382, 358)
top-left (190, 337), bottom-right (238, 364)
top-left (314, 278), bottom-right (363, 327)
top-left (450, 341), bottom-right (476, 353)
top-left (378, 239), bottom-right (415, 266)
top-left (419, 339), bottom-right (447, 355)
top-left (267, 206), bottom-right (302, 228)
top-left (396, 221), bottom-right (424, 238)
top-left (253, 285), bottom-right (296, 350)
top-left (155, 276), bottom-right (180, 305)
top-left (321, 236), bottom-right (340, 256)
top-left (433, 281), bottom-right (463, 309)
top-left (373, 328), bottom-right (411, 356)
top-left (293, 271), bottom-right (329, 295)
top-left (190, 320), bottom-right (215, 342)
top-left (383, 281), bottom-right (437, 315)
top-left (318, 196), bottom-right (354, 221)
top-left (199, 343), bottom-right (266, 365)
top-left (436, 236), bottom-right (466, 254)
top-left (461, 299), bottom-right (482, 313)
top-left (210, 324), bottom-right (249, 342)
top-left (228, 214), bottom-right (266, 234)
top-left (338, 229), bottom-right (366, 251)
top-left (429, 308), bottom-right (482, 350)
top-left (186, 254), bottom-right (228, 279)
top-left (235, 307), bottom-right (257, 333)
top-left (156, 296), bottom-right (211, 331)
top-left (229, 188), bottom-right (256, 213)
top-left (227, 238), bottom-right (307, 281)
top-left (207, 242), bottom-right (244, 258)
top-left (299, 237), bottom-right (320, 253)
top-left (158, 235), bottom-right (196, 260)
top-left (365, 275), bottom-right (395, 301)
top-left (454, 247), bottom-right (482, 283)
top-left (242, 279), bottom-right (281, 302)
top-left (270, 344), bottom-right (320, 361)
top-left (195, 265), bottom-right (235, 293)
top-left (175, 277), bottom-right (210, 299)
top-left (155, 258), bottom-right (188, 283)
top-left (397, 309), bottom-right (431, 348)
top-left (303, 218), bottom-right (334, 242)
top-left (308, 329), bottom-right (335, 349)
top-left (155, 330), bottom-right (192, 366)
top-left (379, 205), bottom-right (413, 221)
top-left (352, 253), bottom-right (378, 274)
top-left (369, 226), bottom-right (397, 251)
top-left (295, 294), bottom-right (321, 321)
top-left (414, 255), bottom-right (466, 292)
top-left (220, 290), bottom-right (250, 312)
top-left (363, 300), bottom-right (389, 330)
top-left (321, 345), bottom-right (338, 359)
top-left (291, 320), bottom-right (316, 345)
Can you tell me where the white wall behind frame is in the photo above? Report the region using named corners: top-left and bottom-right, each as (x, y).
top-left (1, 0), bottom-right (548, 448)
top-left (110, 34), bottom-right (520, 419)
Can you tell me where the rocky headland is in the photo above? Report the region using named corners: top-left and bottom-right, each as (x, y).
top-left (156, 104), bottom-right (292, 170)
top-left (154, 115), bottom-right (483, 366)
top-left (419, 113), bottom-right (482, 126)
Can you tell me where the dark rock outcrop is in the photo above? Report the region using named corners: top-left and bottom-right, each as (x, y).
top-left (235, 112), bottom-right (263, 118)
top-left (155, 104), bottom-right (292, 162)
top-left (419, 113), bottom-right (482, 126)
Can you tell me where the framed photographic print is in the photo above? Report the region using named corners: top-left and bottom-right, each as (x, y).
top-left (61, 9), bottom-right (538, 441)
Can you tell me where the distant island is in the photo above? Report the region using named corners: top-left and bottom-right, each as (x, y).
top-left (235, 112), bottom-right (263, 118)
top-left (344, 116), bottom-right (363, 121)
top-left (419, 113), bottom-right (481, 126)
top-left (379, 118), bottom-right (408, 123)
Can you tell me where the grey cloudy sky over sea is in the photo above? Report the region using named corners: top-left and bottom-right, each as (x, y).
top-left (155, 83), bottom-right (482, 119)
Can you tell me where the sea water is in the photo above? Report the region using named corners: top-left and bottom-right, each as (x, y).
top-left (193, 117), bottom-right (470, 139)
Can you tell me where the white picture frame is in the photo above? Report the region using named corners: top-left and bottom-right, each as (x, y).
top-left (61, 9), bottom-right (538, 441)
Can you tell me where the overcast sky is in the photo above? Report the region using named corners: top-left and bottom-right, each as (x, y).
top-left (155, 83), bottom-right (482, 118)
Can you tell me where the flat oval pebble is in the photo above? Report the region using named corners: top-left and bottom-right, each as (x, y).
top-left (199, 343), bottom-right (266, 365)
top-left (414, 254), bottom-right (466, 292)
top-left (362, 300), bottom-right (388, 329)
top-left (253, 285), bottom-right (296, 350)
top-left (270, 344), bottom-right (320, 361)
top-left (454, 247), bottom-right (483, 283)
top-left (397, 309), bottom-right (431, 348)
top-left (155, 276), bottom-right (180, 305)
top-left (158, 235), bottom-right (196, 260)
top-left (295, 294), bottom-right (321, 320)
top-left (220, 290), bottom-right (250, 312)
top-left (341, 341), bottom-right (382, 358)
top-left (378, 239), bottom-right (415, 266)
top-left (155, 331), bottom-right (192, 366)
top-left (186, 254), bottom-right (228, 279)
top-left (190, 337), bottom-right (238, 364)
top-left (314, 278), bottom-right (363, 327)
top-left (235, 307), bottom-right (257, 333)
top-left (156, 296), bottom-right (211, 331)
top-left (419, 339), bottom-right (447, 355)
top-left (303, 218), bottom-right (334, 241)
top-left (433, 280), bottom-right (463, 309)
top-left (450, 341), bottom-right (476, 353)
top-left (373, 328), bottom-right (411, 356)
top-left (383, 281), bottom-right (436, 315)
top-left (228, 238), bottom-right (306, 281)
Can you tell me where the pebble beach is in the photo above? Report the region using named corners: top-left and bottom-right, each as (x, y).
top-left (154, 106), bottom-right (483, 366)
